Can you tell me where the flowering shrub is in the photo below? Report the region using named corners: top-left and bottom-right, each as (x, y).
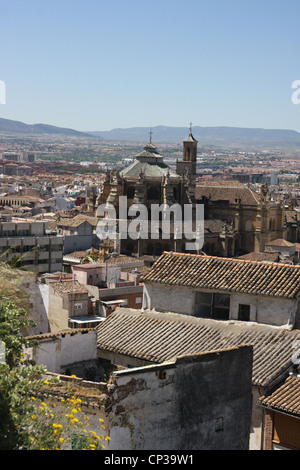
top-left (0, 301), bottom-right (110, 450)
top-left (26, 394), bottom-right (110, 450)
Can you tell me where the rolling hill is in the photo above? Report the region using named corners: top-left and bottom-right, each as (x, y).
top-left (2, 117), bottom-right (300, 150)
top-left (0, 118), bottom-right (92, 137)
top-left (89, 125), bottom-right (300, 149)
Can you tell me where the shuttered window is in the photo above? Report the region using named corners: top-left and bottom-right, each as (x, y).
top-left (273, 412), bottom-right (300, 450)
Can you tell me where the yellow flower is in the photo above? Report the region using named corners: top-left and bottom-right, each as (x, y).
top-left (71, 408), bottom-right (78, 414)
top-left (43, 380), bottom-right (49, 385)
top-left (99, 418), bottom-right (104, 423)
top-left (59, 438), bottom-right (64, 444)
top-left (41, 402), bottom-right (47, 407)
top-left (53, 423), bottom-right (62, 429)
top-left (31, 414), bottom-right (36, 419)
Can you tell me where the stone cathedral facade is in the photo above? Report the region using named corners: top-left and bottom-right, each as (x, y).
top-left (91, 128), bottom-right (286, 258)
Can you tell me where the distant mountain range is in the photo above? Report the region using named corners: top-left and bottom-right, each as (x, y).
top-left (89, 125), bottom-right (300, 150)
top-left (2, 118), bottom-right (300, 150)
top-left (0, 118), bottom-right (91, 137)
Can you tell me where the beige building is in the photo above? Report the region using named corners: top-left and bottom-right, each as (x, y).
top-left (196, 180), bottom-right (286, 256)
top-left (48, 280), bottom-right (103, 332)
top-left (0, 218), bottom-right (63, 273)
top-left (0, 194), bottom-right (42, 207)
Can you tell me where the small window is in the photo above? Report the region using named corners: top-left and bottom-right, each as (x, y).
top-left (195, 292), bottom-right (230, 320)
top-left (213, 294), bottom-right (230, 320)
top-left (74, 303), bottom-right (82, 310)
top-left (238, 304), bottom-right (250, 321)
top-left (135, 297), bottom-right (142, 304)
top-left (215, 417), bottom-right (224, 432)
top-left (195, 292), bottom-right (212, 318)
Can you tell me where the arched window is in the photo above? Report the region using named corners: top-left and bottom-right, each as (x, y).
top-left (127, 186), bottom-right (135, 199)
top-left (147, 186), bottom-right (160, 200)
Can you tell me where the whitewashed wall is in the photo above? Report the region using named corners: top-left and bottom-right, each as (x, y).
top-left (24, 330), bottom-right (98, 374)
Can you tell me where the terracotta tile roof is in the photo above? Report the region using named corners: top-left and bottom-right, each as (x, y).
top-left (141, 252), bottom-right (300, 299)
top-left (50, 280), bottom-right (89, 295)
top-left (96, 308), bottom-right (300, 388)
top-left (238, 252), bottom-right (279, 263)
top-left (57, 214), bottom-right (98, 228)
top-left (265, 239), bottom-right (295, 247)
top-left (259, 374), bottom-right (300, 416)
top-left (196, 180), bottom-right (261, 205)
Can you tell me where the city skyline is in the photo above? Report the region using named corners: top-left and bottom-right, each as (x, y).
top-left (1, 0), bottom-right (300, 132)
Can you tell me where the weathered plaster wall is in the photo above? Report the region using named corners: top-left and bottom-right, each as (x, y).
top-left (143, 282), bottom-right (195, 315)
top-left (107, 346), bottom-right (253, 450)
top-left (48, 287), bottom-right (68, 333)
top-left (143, 282), bottom-right (297, 327)
top-left (25, 330), bottom-right (98, 375)
top-left (230, 292), bottom-right (296, 327)
top-left (249, 386), bottom-right (265, 450)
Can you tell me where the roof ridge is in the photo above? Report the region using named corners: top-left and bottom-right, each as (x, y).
top-left (165, 251), bottom-right (300, 269)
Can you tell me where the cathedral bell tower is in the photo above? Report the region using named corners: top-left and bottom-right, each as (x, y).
top-left (176, 123), bottom-right (198, 182)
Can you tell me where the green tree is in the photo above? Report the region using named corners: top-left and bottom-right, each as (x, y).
top-left (0, 301), bottom-right (109, 450)
top-left (0, 301), bottom-right (37, 368)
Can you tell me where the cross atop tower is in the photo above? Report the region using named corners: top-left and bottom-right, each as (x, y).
top-left (189, 122), bottom-right (193, 134)
top-left (149, 128), bottom-right (153, 144)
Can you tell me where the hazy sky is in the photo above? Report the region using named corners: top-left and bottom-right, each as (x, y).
top-left (1, 0), bottom-right (300, 132)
